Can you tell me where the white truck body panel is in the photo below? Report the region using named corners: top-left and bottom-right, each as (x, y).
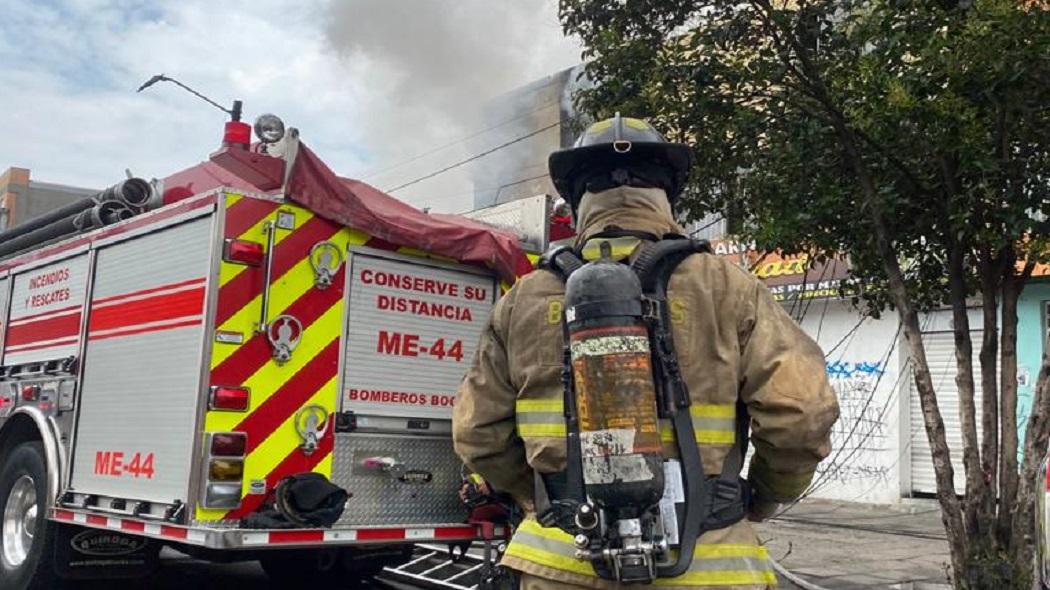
top-left (69, 214), bottom-right (215, 503)
top-left (341, 251), bottom-right (496, 421)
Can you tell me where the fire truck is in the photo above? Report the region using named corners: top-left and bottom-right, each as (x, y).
top-left (0, 111), bottom-right (551, 589)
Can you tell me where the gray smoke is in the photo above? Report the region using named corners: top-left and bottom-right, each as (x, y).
top-left (323, 0), bottom-right (582, 211)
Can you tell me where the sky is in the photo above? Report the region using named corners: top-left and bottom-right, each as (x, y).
top-left (0, 0), bottom-right (581, 212)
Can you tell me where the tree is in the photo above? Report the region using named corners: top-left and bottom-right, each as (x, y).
top-left (558, 1), bottom-right (1050, 587)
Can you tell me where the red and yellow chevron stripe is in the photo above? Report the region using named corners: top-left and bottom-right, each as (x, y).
top-left (197, 193), bottom-right (368, 522)
top-left (197, 192), bottom-right (511, 523)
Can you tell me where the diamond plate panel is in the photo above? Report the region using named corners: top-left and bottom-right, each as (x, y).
top-left (332, 433), bottom-right (468, 526)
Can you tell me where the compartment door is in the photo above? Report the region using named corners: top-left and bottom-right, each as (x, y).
top-left (341, 252), bottom-right (497, 422)
top-left (69, 215), bottom-right (214, 504)
top-left (5, 254), bottom-right (90, 366)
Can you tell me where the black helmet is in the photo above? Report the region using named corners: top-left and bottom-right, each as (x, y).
top-left (548, 114), bottom-right (693, 215)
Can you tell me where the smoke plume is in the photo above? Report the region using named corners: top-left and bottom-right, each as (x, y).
top-left (324, 0), bottom-right (582, 211)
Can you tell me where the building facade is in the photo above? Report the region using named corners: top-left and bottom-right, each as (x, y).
top-left (714, 240), bottom-right (1049, 504)
top-left (0, 167), bottom-right (97, 231)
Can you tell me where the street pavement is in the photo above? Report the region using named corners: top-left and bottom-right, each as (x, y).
top-left (118, 497), bottom-right (949, 589)
top-left (757, 498), bottom-right (952, 589)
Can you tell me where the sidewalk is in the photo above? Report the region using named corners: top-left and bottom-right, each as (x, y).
top-left (755, 498), bottom-right (952, 589)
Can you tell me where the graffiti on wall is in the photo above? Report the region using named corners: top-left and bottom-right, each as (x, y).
top-left (815, 360), bottom-right (891, 486)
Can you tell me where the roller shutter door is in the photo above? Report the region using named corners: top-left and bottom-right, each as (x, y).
top-left (910, 330), bottom-right (992, 494)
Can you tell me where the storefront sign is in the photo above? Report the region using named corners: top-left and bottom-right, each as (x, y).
top-left (711, 240), bottom-right (852, 302)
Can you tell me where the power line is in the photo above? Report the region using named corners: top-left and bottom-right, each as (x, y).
top-left (385, 121), bottom-right (562, 193)
top-left (361, 101), bottom-right (561, 180)
top-left (409, 173), bottom-right (552, 210)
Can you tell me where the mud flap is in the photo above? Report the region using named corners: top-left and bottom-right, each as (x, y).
top-left (52, 523), bottom-right (160, 580)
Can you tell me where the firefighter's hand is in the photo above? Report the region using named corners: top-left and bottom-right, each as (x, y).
top-left (747, 500), bottom-right (779, 523)
top-left (460, 475), bottom-right (492, 506)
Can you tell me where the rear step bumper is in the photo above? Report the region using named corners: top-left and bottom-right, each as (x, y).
top-left (381, 544), bottom-right (501, 590)
top-left (52, 508), bottom-right (506, 550)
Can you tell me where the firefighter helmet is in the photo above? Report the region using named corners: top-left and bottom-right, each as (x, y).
top-left (548, 114), bottom-right (693, 215)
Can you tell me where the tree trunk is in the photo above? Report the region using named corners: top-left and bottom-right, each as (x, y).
top-left (998, 271), bottom-right (1021, 546)
top-left (831, 121), bottom-right (969, 581)
top-left (947, 244), bottom-right (985, 542)
top-left (756, 10), bottom-right (974, 579)
top-left (977, 260), bottom-right (1000, 546)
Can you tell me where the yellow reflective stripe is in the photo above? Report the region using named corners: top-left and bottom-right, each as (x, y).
top-left (504, 539), bottom-right (596, 576)
top-left (660, 404), bottom-right (737, 446)
top-left (580, 236), bottom-right (642, 261)
top-left (510, 519), bottom-right (774, 585)
top-left (661, 428), bottom-right (737, 445)
top-left (517, 423), bottom-right (567, 438)
top-left (517, 401), bottom-right (736, 443)
top-left (622, 117), bottom-right (652, 130)
top-left (692, 404), bottom-right (735, 418)
top-left (692, 544), bottom-right (768, 559)
top-left (517, 401), bottom-right (734, 418)
top-left (516, 399), bottom-right (566, 439)
top-left (516, 399), bottom-right (564, 413)
top-left (516, 517), bottom-right (573, 541)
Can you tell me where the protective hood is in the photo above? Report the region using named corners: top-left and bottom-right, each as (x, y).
top-left (574, 186), bottom-right (684, 245)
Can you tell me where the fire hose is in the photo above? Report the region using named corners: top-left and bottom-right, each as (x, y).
top-left (0, 178), bottom-right (154, 260)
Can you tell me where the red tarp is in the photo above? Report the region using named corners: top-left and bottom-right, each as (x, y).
top-left (286, 144), bottom-right (534, 283)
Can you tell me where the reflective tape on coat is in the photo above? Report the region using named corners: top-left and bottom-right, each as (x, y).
top-left (515, 400), bottom-right (737, 446)
top-left (504, 518), bottom-right (776, 587)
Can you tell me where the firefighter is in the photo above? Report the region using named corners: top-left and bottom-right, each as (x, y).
top-left (453, 115), bottom-right (839, 590)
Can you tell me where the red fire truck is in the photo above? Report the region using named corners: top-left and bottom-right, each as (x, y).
top-left (0, 112), bottom-right (543, 589)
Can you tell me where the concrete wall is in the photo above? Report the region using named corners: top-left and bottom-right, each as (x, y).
top-left (21, 181), bottom-right (96, 224)
top-left (790, 299), bottom-right (905, 504)
top-left (0, 167), bottom-right (30, 231)
top-left (0, 167), bottom-right (96, 231)
top-left (792, 296), bottom-right (1046, 504)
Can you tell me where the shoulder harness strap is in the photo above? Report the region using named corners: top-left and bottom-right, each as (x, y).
top-left (538, 245), bottom-right (585, 281)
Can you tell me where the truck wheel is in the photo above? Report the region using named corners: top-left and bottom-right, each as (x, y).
top-left (0, 442), bottom-right (58, 590)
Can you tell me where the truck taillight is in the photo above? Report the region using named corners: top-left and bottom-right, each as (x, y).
top-left (21, 385), bottom-right (39, 402)
top-left (202, 432), bottom-right (247, 509)
top-left (209, 459), bottom-right (244, 481)
top-left (209, 386), bottom-right (250, 412)
top-left (211, 432), bottom-right (247, 456)
top-left (223, 239), bottom-right (265, 266)
top-left (204, 483), bottom-right (242, 509)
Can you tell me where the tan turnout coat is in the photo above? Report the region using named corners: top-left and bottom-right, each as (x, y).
top-left (453, 187), bottom-right (839, 590)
